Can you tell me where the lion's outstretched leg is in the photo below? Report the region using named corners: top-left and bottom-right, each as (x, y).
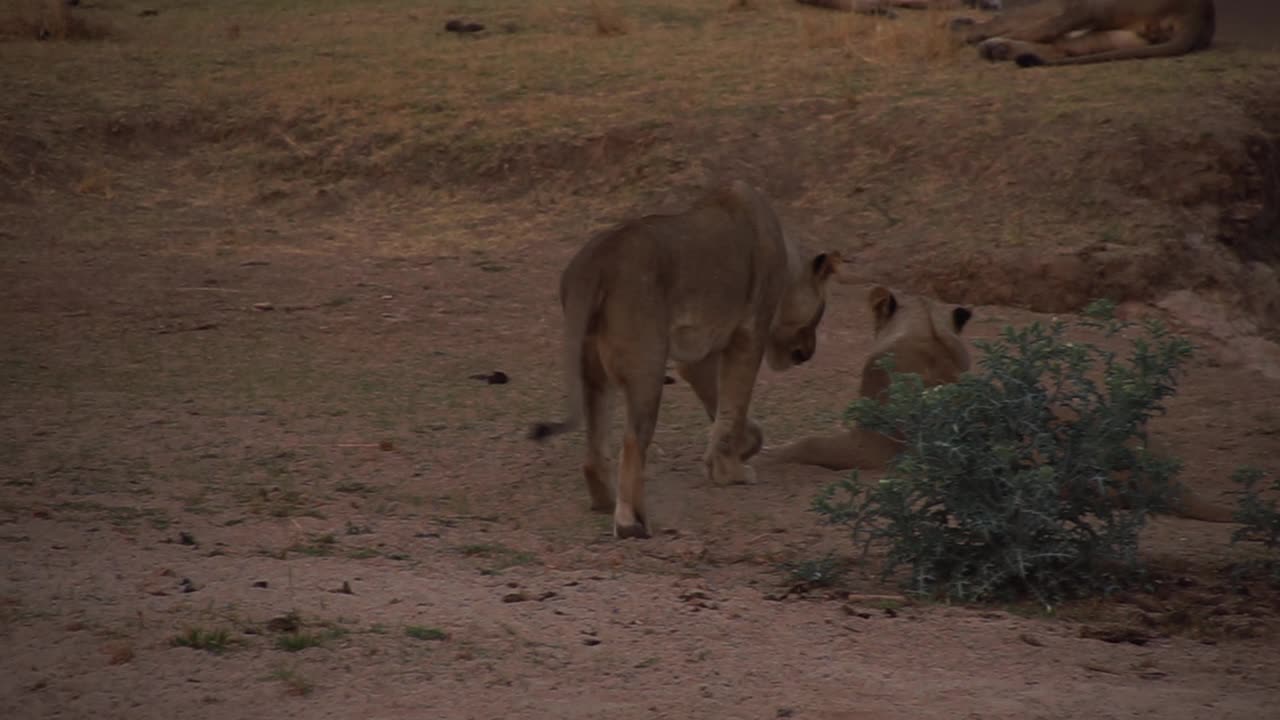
top-left (704, 332), bottom-right (765, 486)
top-left (676, 355), bottom-right (764, 461)
top-left (761, 431), bottom-right (861, 471)
top-left (614, 371), bottom-right (664, 540)
top-left (1012, 29), bottom-right (1149, 65)
top-left (581, 347), bottom-right (615, 513)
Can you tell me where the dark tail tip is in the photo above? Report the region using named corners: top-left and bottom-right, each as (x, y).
top-left (528, 422), bottom-right (561, 442)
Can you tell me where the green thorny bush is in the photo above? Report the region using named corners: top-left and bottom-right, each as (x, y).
top-left (1230, 468), bottom-right (1280, 585)
top-left (813, 300), bottom-right (1196, 605)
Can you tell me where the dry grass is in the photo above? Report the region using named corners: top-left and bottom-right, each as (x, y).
top-left (0, 0), bottom-right (1276, 268)
top-left (590, 1), bottom-right (628, 36)
top-left (798, 7), bottom-right (962, 64)
top-left (0, 0), bottom-right (112, 41)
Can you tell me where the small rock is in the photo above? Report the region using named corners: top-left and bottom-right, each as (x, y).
top-left (333, 581), bottom-right (353, 595)
top-left (1079, 624), bottom-right (1153, 645)
top-left (139, 9), bottom-right (159, 17)
top-left (1019, 632), bottom-right (1044, 647)
top-left (178, 531), bottom-right (196, 546)
top-left (444, 19), bottom-right (485, 33)
top-left (502, 591), bottom-right (529, 603)
top-left (253, 302), bottom-right (274, 311)
top-left (469, 370), bottom-right (509, 385)
top-left (179, 578), bottom-right (197, 593)
top-left (252, 580), bottom-right (269, 589)
top-left (663, 375), bottom-right (676, 385)
top-left (582, 637), bottom-right (601, 646)
top-left (537, 591), bottom-right (558, 601)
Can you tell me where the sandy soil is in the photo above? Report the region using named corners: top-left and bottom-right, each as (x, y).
top-left (3, 196), bottom-right (1280, 719)
top-left (2, 2), bottom-right (1280, 719)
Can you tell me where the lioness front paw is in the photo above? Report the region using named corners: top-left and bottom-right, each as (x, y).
top-left (614, 506), bottom-right (649, 540)
top-left (705, 452), bottom-right (756, 486)
top-left (738, 419), bottom-right (764, 461)
top-left (1014, 53), bottom-right (1046, 68)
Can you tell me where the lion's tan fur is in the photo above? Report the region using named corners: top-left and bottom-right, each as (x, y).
top-left (762, 286), bottom-right (972, 471)
top-left (952, 0), bottom-right (1216, 67)
top-left (797, 0), bottom-right (980, 13)
top-left (763, 285), bottom-right (1235, 524)
top-left (530, 181), bottom-right (839, 539)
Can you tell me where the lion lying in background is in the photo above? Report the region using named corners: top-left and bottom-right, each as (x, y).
top-left (950, 0), bottom-right (1216, 67)
top-left (797, 0), bottom-right (1002, 17)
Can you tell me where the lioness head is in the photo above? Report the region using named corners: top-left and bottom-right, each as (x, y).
top-left (860, 285), bottom-right (973, 401)
top-left (766, 252), bottom-right (842, 372)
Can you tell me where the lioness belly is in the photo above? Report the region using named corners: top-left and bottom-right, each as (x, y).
top-left (668, 318), bottom-right (742, 363)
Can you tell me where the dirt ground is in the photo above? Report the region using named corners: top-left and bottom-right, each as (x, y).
top-left (3, 2), bottom-right (1280, 719)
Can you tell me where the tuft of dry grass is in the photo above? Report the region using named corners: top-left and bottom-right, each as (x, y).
top-left (799, 7), bottom-right (962, 64)
top-left (0, 0), bottom-right (112, 42)
top-left (590, 1), bottom-right (628, 37)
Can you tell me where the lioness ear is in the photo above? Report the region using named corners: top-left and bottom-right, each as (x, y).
top-left (869, 285), bottom-right (897, 326)
top-left (952, 306), bottom-right (973, 333)
top-left (811, 252), bottom-right (841, 281)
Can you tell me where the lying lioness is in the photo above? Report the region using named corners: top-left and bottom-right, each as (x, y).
top-left (796, 0), bottom-right (1002, 16)
top-left (762, 285), bottom-right (1235, 523)
top-left (950, 0), bottom-right (1216, 67)
top-left (529, 181), bottom-right (840, 539)
top-left (762, 285), bottom-right (973, 471)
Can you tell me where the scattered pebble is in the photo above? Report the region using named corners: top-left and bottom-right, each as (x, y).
top-left (444, 19), bottom-right (485, 33)
top-left (469, 370), bottom-right (509, 385)
top-left (252, 580), bottom-right (269, 589)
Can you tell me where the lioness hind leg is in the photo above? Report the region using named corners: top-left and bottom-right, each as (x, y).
top-left (704, 333), bottom-right (765, 486)
top-left (614, 372), bottom-right (665, 539)
top-left (581, 355), bottom-right (614, 513)
top-left (1013, 30), bottom-right (1149, 67)
top-left (675, 355), bottom-right (764, 461)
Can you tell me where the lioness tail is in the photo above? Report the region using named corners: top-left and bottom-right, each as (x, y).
top-left (528, 265), bottom-right (600, 443)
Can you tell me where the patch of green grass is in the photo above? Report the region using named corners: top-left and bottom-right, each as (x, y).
top-left (172, 627), bottom-right (234, 653)
top-left (287, 533), bottom-right (338, 556)
top-left (458, 543), bottom-right (539, 574)
top-left (57, 501), bottom-right (170, 530)
top-left (405, 625), bottom-right (447, 641)
top-left (276, 630), bottom-right (331, 652)
top-left (781, 553), bottom-right (848, 589)
top-left (268, 666), bottom-right (314, 696)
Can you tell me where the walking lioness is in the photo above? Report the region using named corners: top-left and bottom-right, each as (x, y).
top-left (529, 182), bottom-right (840, 539)
top-left (762, 285), bottom-right (1235, 523)
top-left (951, 0), bottom-right (1216, 67)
